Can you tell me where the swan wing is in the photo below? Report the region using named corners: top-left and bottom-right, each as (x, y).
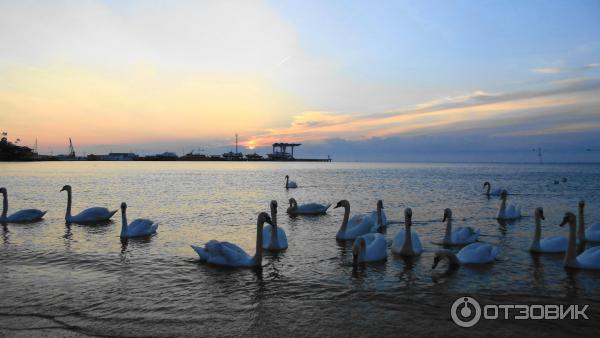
top-left (297, 203), bottom-right (330, 214)
top-left (576, 247), bottom-right (600, 269)
top-left (391, 230), bottom-right (405, 252)
top-left (585, 228), bottom-right (600, 242)
top-left (262, 224), bottom-right (273, 249)
top-left (219, 241), bottom-right (252, 266)
top-left (539, 236), bottom-right (568, 253)
top-left (362, 233), bottom-right (387, 262)
top-left (127, 218), bottom-right (158, 237)
top-left (411, 231), bottom-right (423, 255)
top-left (588, 222), bottom-right (600, 231)
top-left (276, 227), bottom-right (288, 250)
top-left (452, 227), bottom-right (480, 244)
top-left (457, 243), bottom-right (497, 264)
top-left (287, 181), bottom-right (298, 188)
top-left (346, 214), bottom-right (373, 238)
top-left (7, 209), bottom-right (46, 222)
top-left (72, 207), bottom-right (117, 223)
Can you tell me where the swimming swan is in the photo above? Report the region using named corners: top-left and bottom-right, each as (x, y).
top-left (496, 190), bottom-right (521, 220)
top-left (352, 233), bottom-right (387, 265)
top-left (441, 208), bottom-right (479, 245)
top-left (60, 185), bottom-right (117, 224)
top-left (529, 207), bottom-right (567, 253)
top-left (578, 200), bottom-right (600, 242)
top-left (0, 187), bottom-right (46, 223)
top-left (391, 208), bottom-right (423, 256)
top-left (263, 200), bottom-right (288, 250)
top-left (191, 212), bottom-right (271, 268)
top-left (559, 212), bottom-right (600, 270)
top-left (432, 242), bottom-right (500, 269)
top-left (334, 200), bottom-right (373, 240)
top-left (119, 202), bottom-right (158, 238)
top-left (368, 200), bottom-right (387, 232)
top-left (285, 175), bottom-right (297, 189)
top-left (483, 182), bottom-right (504, 196)
top-left (287, 198), bottom-right (331, 215)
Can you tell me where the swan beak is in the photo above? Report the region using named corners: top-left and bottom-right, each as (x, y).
top-left (334, 205), bottom-right (341, 209)
top-left (559, 219), bottom-right (567, 227)
top-left (442, 214), bottom-right (447, 222)
top-left (59, 187), bottom-right (65, 192)
top-left (432, 259), bottom-right (439, 269)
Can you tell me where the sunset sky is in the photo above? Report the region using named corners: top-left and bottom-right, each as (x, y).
top-left (1, 0), bottom-right (599, 161)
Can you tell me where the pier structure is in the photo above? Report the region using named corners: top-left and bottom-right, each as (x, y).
top-left (268, 143), bottom-right (301, 160)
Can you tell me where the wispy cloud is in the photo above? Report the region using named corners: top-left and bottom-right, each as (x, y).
top-left (584, 63), bottom-right (600, 69)
top-left (532, 67), bottom-right (561, 74)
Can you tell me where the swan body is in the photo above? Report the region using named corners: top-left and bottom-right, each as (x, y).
top-left (286, 198), bottom-right (330, 215)
top-left (334, 200), bottom-right (374, 240)
top-left (0, 187), bottom-right (47, 223)
top-left (61, 185), bottom-right (117, 223)
top-left (496, 190), bottom-right (521, 220)
top-left (441, 208), bottom-right (479, 245)
top-left (353, 233), bottom-right (387, 264)
top-left (262, 200), bottom-right (288, 250)
top-left (483, 182), bottom-right (504, 196)
top-left (578, 200), bottom-right (600, 242)
top-left (192, 212), bottom-right (271, 268)
top-left (119, 202), bottom-right (158, 238)
top-left (285, 175), bottom-right (297, 189)
top-left (391, 208), bottom-right (423, 256)
top-left (432, 242), bottom-right (500, 269)
top-left (367, 200), bottom-right (387, 232)
top-left (529, 207), bottom-right (567, 253)
top-left (560, 212), bottom-right (600, 270)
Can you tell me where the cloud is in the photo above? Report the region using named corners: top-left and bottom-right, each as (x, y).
top-left (532, 67), bottom-right (561, 74)
top-left (246, 76), bottom-right (600, 146)
top-left (584, 63), bottom-right (600, 69)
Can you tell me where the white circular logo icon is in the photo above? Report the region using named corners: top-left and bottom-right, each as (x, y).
top-left (451, 297), bottom-right (481, 327)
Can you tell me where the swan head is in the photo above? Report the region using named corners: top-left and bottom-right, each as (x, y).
top-left (121, 202), bottom-right (127, 210)
top-left (334, 200), bottom-right (350, 209)
top-left (578, 200), bottom-right (585, 209)
top-left (535, 207), bottom-right (544, 220)
top-left (404, 208), bottom-right (413, 226)
top-left (377, 200), bottom-right (384, 210)
top-left (258, 212), bottom-right (272, 225)
top-left (270, 200), bottom-right (278, 213)
top-left (432, 250), bottom-right (459, 269)
top-left (442, 208), bottom-right (452, 222)
top-left (559, 212), bottom-right (576, 228)
top-left (288, 198), bottom-right (297, 207)
top-left (0, 187), bottom-right (6, 195)
top-left (285, 175), bottom-right (289, 179)
top-left (60, 185), bottom-right (72, 192)
top-left (432, 252), bottom-right (443, 269)
top-left (499, 190), bottom-right (508, 200)
top-left (483, 181), bottom-right (490, 188)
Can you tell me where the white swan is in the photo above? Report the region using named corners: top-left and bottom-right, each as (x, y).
top-left (119, 202), bottom-right (158, 238)
top-left (334, 200), bottom-right (373, 240)
top-left (367, 200), bottom-right (387, 232)
top-left (432, 242), bottom-right (500, 269)
top-left (578, 200), bottom-right (600, 242)
top-left (441, 208), bottom-right (479, 245)
top-left (285, 175), bottom-right (297, 189)
top-left (529, 207), bottom-right (567, 253)
top-left (391, 208), bottom-right (423, 256)
top-left (559, 212), bottom-right (600, 270)
top-left (191, 212), bottom-right (271, 267)
top-left (483, 181), bottom-right (504, 196)
top-left (286, 198), bottom-right (330, 215)
top-left (262, 200), bottom-right (288, 250)
top-left (496, 190), bottom-right (521, 220)
top-left (0, 187), bottom-right (47, 223)
top-left (60, 185), bottom-right (117, 224)
top-left (352, 233), bottom-right (387, 264)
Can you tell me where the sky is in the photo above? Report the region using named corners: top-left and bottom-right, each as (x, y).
top-left (1, 0), bottom-right (599, 162)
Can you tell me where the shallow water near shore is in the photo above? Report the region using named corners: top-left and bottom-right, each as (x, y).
top-left (1, 161), bottom-right (599, 336)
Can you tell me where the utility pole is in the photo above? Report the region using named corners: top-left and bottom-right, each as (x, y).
top-left (235, 133), bottom-right (238, 154)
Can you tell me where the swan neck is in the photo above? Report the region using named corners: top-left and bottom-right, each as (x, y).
top-left (340, 205), bottom-right (350, 233)
top-left (500, 197), bottom-right (507, 211)
top-left (377, 206), bottom-right (383, 226)
top-left (401, 221), bottom-right (414, 255)
top-left (255, 218), bottom-right (264, 265)
top-left (65, 189), bottom-right (72, 220)
top-left (120, 209), bottom-right (128, 237)
top-left (270, 209), bottom-right (277, 245)
top-left (443, 250), bottom-right (461, 266)
top-left (565, 219), bottom-right (578, 268)
top-left (443, 217), bottom-right (452, 243)
top-left (285, 176), bottom-right (289, 188)
top-left (485, 184), bottom-right (491, 195)
top-left (533, 213), bottom-right (542, 243)
top-left (1, 192), bottom-right (7, 219)
top-left (578, 207), bottom-right (585, 241)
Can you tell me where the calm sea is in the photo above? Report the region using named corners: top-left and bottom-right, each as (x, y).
top-left (1, 161), bottom-right (599, 336)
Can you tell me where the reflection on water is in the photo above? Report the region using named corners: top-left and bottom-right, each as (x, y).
top-left (0, 161), bottom-right (599, 336)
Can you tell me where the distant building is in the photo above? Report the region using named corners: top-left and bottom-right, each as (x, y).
top-left (245, 153), bottom-right (263, 160)
top-left (105, 152), bottom-right (139, 161)
top-left (268, 143), bottom-right (301, 160)
top-left (222, 151), bottom-right (244, 160)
